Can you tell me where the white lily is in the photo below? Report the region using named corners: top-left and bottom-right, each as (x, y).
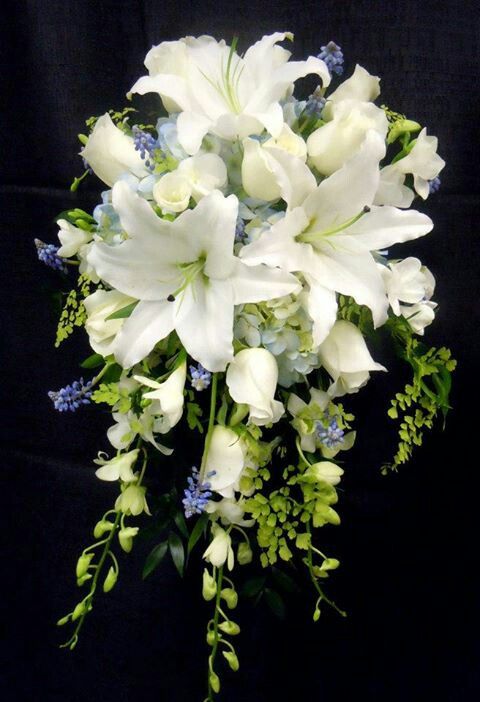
top-left (81, 113), bottom-right (148, 187)
top-left (88, 182), bottom-right (299, 371)
top-left (94, 448), bottom-right (139, 482)
top-left (203, 523), bottom-right (234, 570)
top-left (226, 348), bottom-right (284, 426)
top-left (133, 362), bottom-right (186, 432)
top-left (318, 320), bottom-right (386, 397)
top-left (84, 289), bottom-right (136, 357)
top-left (203, 425), bottom-right (245, 499)
top-left (241, 130), bottom-right (433, 346)
top-left (130, 33), bottom-right (330, 154)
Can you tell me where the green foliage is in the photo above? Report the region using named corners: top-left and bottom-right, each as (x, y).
top-left (142, 541), bottom-right (169, 579)
top-left (92, 382), bottom-right (132, 413)
top-left (85, 106), bottom-right (137, 133)
top-left (337, 295), bottom-right (374, 335)
top-left (383, 316), bottom-right (456, 473)
top-left (186, 400), bottom-right (204, 433)
top-left (55, 275), bottom-right (95, 347)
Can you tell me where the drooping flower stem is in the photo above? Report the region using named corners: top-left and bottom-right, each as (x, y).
top-left (305, 522), bottom-right (346, 619)
top-left (207, 565), bottom-right (224, 700)
top-left (200, 373), bottom-right (219, 480)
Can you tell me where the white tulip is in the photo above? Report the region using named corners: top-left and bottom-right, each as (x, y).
top-left (318, 321), bottom-right (386, 397)
top-left (81, 114), bottom-right (148, 187)
top-left (84, 289), bottom-right (136, 357)
top-left (152, 172), bottom-right (192, 213)
top-left (226, 348), bottom-right (284, 426)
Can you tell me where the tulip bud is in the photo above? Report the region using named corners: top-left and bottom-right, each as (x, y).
top-left (76, 553), bottom-right (94, 579)
top-left (103, 566), bottom-right (118, 593)
top-left (218, 620), bottom-right (240, 636)
top-left (209, 671), bottom-right (220, 694)
top-left (222, 650), bottom-right (240, 672)
top-left (237, 542), bottom-right (253, 565)
top-left (202, 569), bottom-right (217, 601)
top-left (93, 520), bottom-right (114, 539)
top-left (221, 588), bottom-right (238, 610)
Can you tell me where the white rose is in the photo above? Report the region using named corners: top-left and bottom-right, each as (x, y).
top-left (226, 348), bottom-right (284, 425)
top-left (318, 320), bottom-right (386, 398)
top-left (241, 137), bottom-right (282, 201)
top-left (81, 114), bottom-right (148, 187)
top-left (84, 289), bottom-right (136, 357)
top-left (152, 171), bottom-right (192, 212)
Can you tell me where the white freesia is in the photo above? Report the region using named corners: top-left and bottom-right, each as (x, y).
top-left (375, 128), bottom-right (445, 206)
top-left (94, 448), bottom-right (139, 482)
top-left (226, 348), bottom-right (284, 426)
top-left (204, 426), bottom-right (245, 498)
top-left (130, 33), bottom-right (330, 154)
top-left (177, 153), bottom-right (228, 201)
top-left (241, 130), bottom-right (433, 346)
top-left (318, 320), bottom-right (386, 397)
top-left (81, 113), bottom-right (148, 187)
top-left (84, 289), bottom-right (136, 357)
top-left (307, 99), bottom-right (388, 176)
top-left (88, 182), bottom-right (299, 371)
top-left (152, 172), bottom-right (192, 212)
top-left (203, 523), bottom-right (234, 570)
top-left (380, 257), bottom-right (434, 316)
top-left (57, 219), bottom-right (92, 258)
top-left (134, 362), bottom-right (186, 432)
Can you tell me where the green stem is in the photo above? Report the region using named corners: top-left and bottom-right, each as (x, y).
top-left (200, 374), bottom-right (219, 480)
top-left (207, 565), bottom-right (224, 701)
top-left (296, 437), bottom-right (313, 467)
top-left (305, 522), bottom-right (346, 618)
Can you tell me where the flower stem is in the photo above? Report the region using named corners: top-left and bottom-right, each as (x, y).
top-left (200, 373), bottom-right (218, 480)
top-left (305, 522), bottom-right (346, 618)
top-left (207, 565), bottom-right (224, 700)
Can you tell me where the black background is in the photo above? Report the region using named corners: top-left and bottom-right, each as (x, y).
top-left (1, 1), bottom-right (479, 700)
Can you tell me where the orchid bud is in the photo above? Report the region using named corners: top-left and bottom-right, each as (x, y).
top-left (71, 601), bottom-right (88, 621)
top-left (93, 519), bottom-right (114, 539)
top-left (206, 630), bottom-right (216, 646)
top-left (237, 542), bottom-right (253, 566)
top-left (221, 588), bottom-right (238, 610)
top-left (76, 553), bottom-right (94, 579)
top-left (56, 615), bottom-right (71, 626)
top-left (76, 572), bottom-right (93, 587)
top-left (219, 620), bottom-right (240, 636)
top-left (103, 566), bottom-right (118, 593)
top-left (209, 671), bottom-right (220, 694)
top-left (222, 650), bottom-right (240, 672)
top-left (118, 526), bottom-right (139, 553)
top-left (202, 569), bottom-right (217, 601)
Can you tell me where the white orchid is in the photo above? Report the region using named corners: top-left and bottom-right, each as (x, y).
top-left (94, 448), bottom-right (139, 482)
top-left (226, 348), bottom-right (284, 426)
top-left (84, 289), bottom-right (135, 357)
top-left (203, 523), bottom-right (234, 570)
top-left (133, 362), bottom-right (186, 432)
top-left (88, 182), bottom-right (299, 371)
top-left (205, 497), bottom-right (254, 527)
top-left (400, 300), bottom-right (437, 335)
top-left (57, 219), bottom-right (92, 258)
top-left (203, 425), bottom-right (245, 499)
top-left (241, 130), bottom-right (433, 346)
top-left (81, 113), bottom-right (148, 187)
top-left (317, 320), bottom-right (386, 397)
top-left (380, 257), bottom-right (435, 316)
top-left (130, 32), bottom-right (330, 154)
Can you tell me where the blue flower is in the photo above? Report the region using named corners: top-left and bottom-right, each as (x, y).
top-left (318, 41), bottom-right (344, 76)
top-left (34, 239), bottom-right (67, 273)
top-left (428, 176), bottom-right (441, 195)
top-left (132, 126), bottom-right (159, 170)
top-left (48, 378), bottom-right (93, 412)
top-left (190, 363), bottom-right (212, 391)
top-left (315, 416), bottom-right (345, 449)
top-left (182, 466), bottom-right (214, 518)
top-left (304, 88), bottom-right (326, 117)
top-left (235, 217), bottom-right (247, 244)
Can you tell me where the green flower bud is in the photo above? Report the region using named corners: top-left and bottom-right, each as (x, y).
top-left (218, 620), bottom-right (240, 636)
top-left (56, 615), bottom-right (71, 626)
top-left (103, 566), bottom-right (118, 593)
top-left (238, 542), bottom-right (253, 566)
top-left (71, 601), bottom-right (88, 621)
top-left (221, 588), bottom-right (238, 610)
top-left (93, 520), bottom-right (114, 539)
top-left (209, 671), bottom-right (221, 694)
top-left (76, 572), bottom-right (93, 587)
top-left (76, 553), bottom-right (94, 579)
top-left (202, 569), bottom-right (217, 601)
top-left (206, 629), bottom-right (217, 646)
top-left (387, 118), bottom-right (421, 144)
top-left (118, 526), bottom-right (139, 553)
top-left (78, 133), bottom-right (89, 145)
top-left (320, 558), bottom-right (340, 571)
top-left (313, 607), bottom-right (321, 622)
top-left (222, 650), bottom-right (240, 672)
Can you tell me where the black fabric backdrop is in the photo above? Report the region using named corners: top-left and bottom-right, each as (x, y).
top-left (1, 1), bottom-right (479, 700)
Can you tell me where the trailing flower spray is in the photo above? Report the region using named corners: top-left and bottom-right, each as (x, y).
top-left (37, 32), bottom-right (455, 699)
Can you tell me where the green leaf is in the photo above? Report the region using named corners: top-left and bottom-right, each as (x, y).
top-left (271, 568), bottom-right (300, 594)
top-left (241, 576), bottom-right (266, 599)
top-left (187, 513), bottom-right (208, 555)
top-left (106, 301), bottom-right (138, 321)
top-left (168, 531), bottom-right (185, 577)
top-left (264, 588), bottom-right (286, 619)
top-left (173, 510), bottom-right (189, 539)
top-left (142, 541), bottom-right (168, 579)
top-left (186, 401), bottom-right (204, 433)
top-left (80, 353), bottom-right (105, 369)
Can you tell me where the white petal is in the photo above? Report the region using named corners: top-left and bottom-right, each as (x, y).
top-left (205, 426), bottom-right (245, 498)
top-left (176, 111), bottom-right (212, 155)
top-left (226, 348), bottom-right (284, 426)
top-left (230, 259), bottom-right (300, 304)
top-left (348, 206), bottom-right (433, 250)
top-left (326, 64), bottom-right (381, 110)
top-left (142, 362), bottom-right (186, 429)
top-left (57, 220), bottom-right (91, 258)
top-left (318, 320), bottom-right (386, 374)
top-left (114, 300), bottom-right (175, 368)
top-left (304, 277), bottom-right (338, 346)
top-left (262, 145), bottom-right (317, 209)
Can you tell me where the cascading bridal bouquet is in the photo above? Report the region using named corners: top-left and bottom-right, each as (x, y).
top-left (37, 32), bottom-right (455, 699)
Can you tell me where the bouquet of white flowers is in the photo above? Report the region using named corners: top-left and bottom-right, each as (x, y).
top-left (38, 32), bottom-right (455, 699)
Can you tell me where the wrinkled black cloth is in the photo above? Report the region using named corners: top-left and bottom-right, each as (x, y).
top-left (1, 1), bottom-right (479, 700)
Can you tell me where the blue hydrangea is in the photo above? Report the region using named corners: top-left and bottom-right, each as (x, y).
top-left (428, 176), bottom-right (441, 195)
top-left (48, 378), bottom-right (93, 412)
top-left (190, 363), bottom-right (212, 391)
top-left (182, 467), bottom-right (214, 518)
top-left (132, 126), bottom-right (158, 169)
top-left (318, 41), bottom-right (344, 76)
top-left (315, 416), bottom-right (345, 449)
top-left (34, 239), bottom-right (66, 273)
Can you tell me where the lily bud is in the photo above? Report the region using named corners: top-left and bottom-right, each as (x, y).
top-left (76, 553), bottom-right (94, 579)
top-left (237, 542), bottom-right (253, 565)
top-left (103, 566), bottom-right (118, 593)
top-left (221, 588), bottom-right (238, 610)
top-left (218, 620), bottom-right (240, 636)
top-left (202, 569), bottom-right (217, 601)
top-left (222, 650), bottom-right (240, 672)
